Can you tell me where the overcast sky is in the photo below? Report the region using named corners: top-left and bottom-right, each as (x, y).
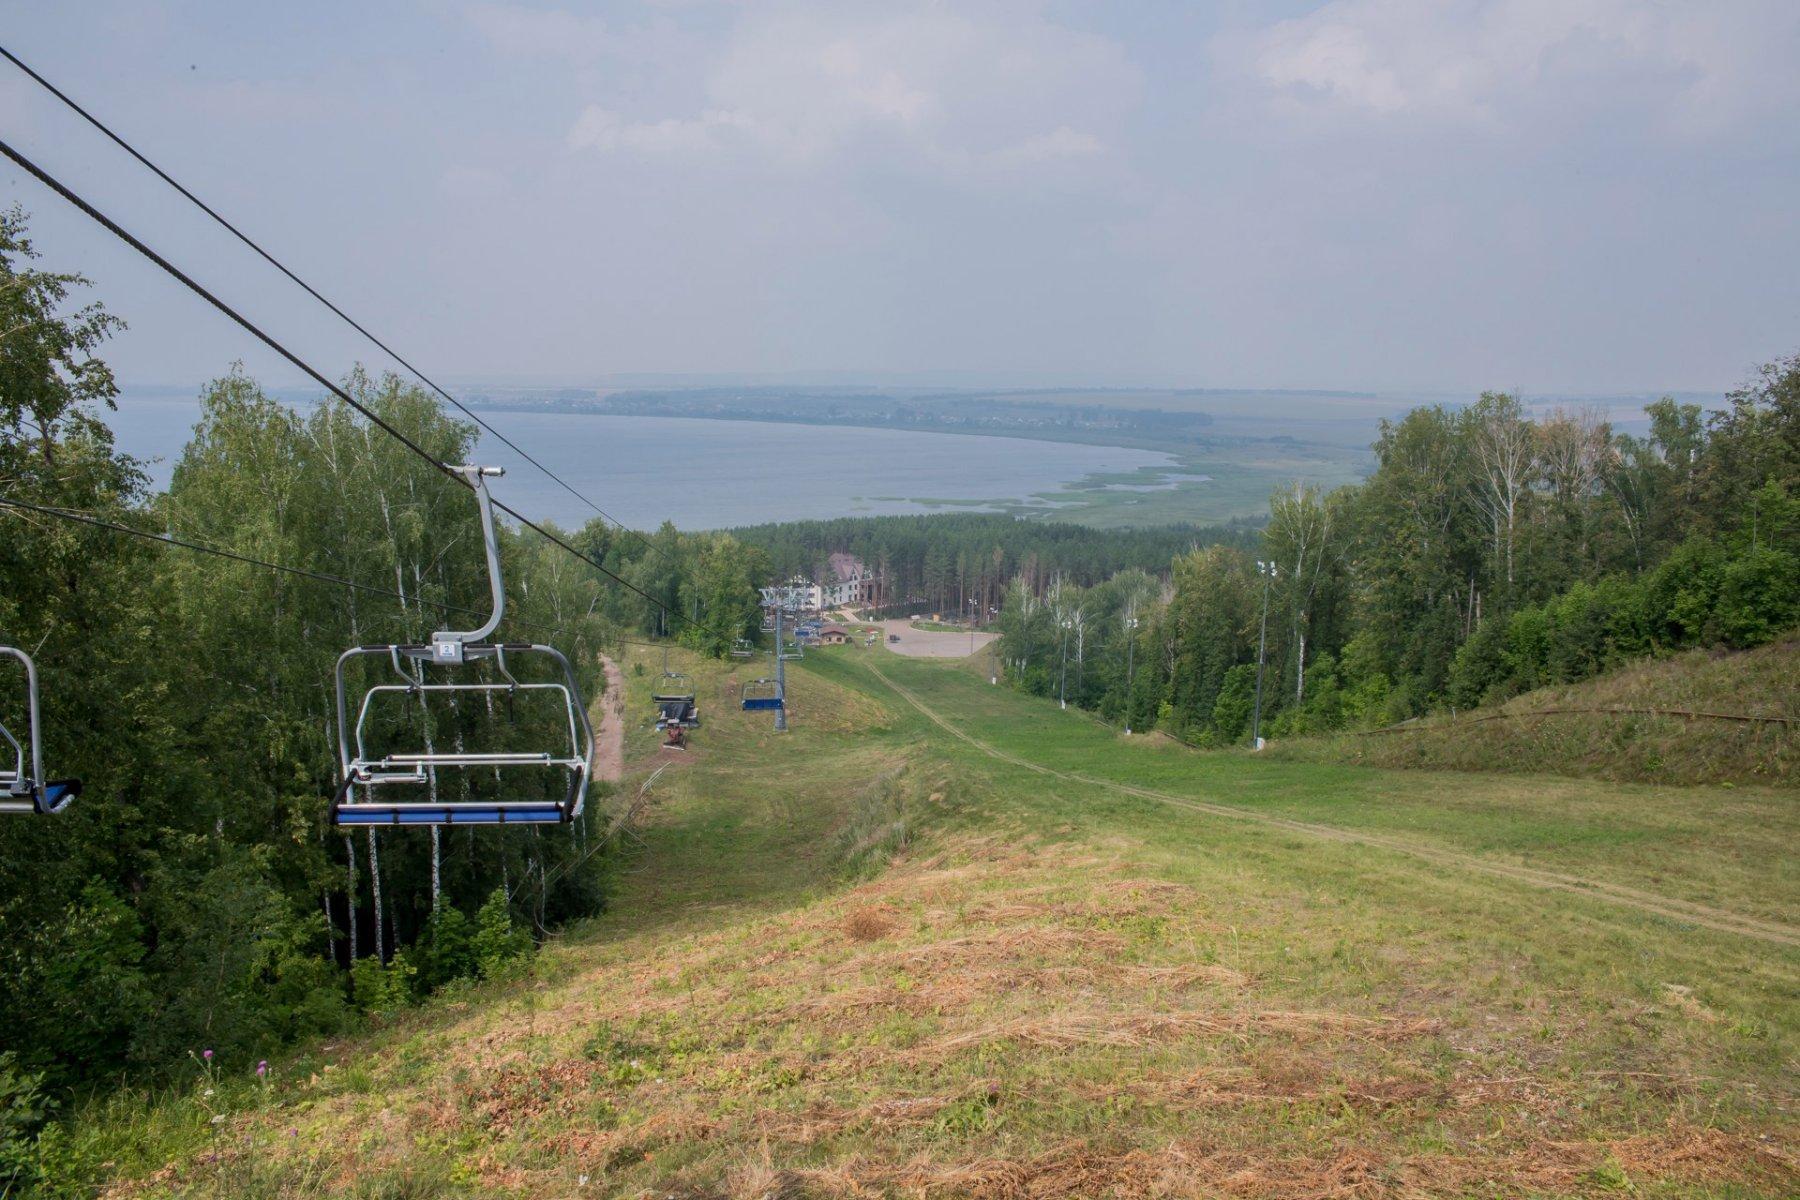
top-left (5, 1), bottom-right (1797, 396)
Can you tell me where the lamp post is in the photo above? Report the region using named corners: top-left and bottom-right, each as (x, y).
top-left (1122, 613), bottom-right (1139, 735)
top-left (1251, 561), bottom-right (1278, 750)
top-left (773, 595), bottom-right (788, 733)
top-left (968, 597), bottom-right (979, 657)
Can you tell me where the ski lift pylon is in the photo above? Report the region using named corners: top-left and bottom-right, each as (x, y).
top-left (0, 646), bottom-right (81, 815)
top-left (329, 466), bottom-right (594, 826)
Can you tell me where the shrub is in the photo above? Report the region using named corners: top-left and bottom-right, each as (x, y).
top-left (0, 1053), bottom-right (54, 1189)
top-left (350, 954), bottom-right (415, 1014)
top-left (1447, 620), bottom-right (1508, 710)
top-left (471, 889), bottom-right (532, 982)
top-left (1714, 546), bottom-right (1800, 648)
top-left (416, 906), bottom-right (476, 991)
top-left (1210, 664), bottom-right (1255, 742)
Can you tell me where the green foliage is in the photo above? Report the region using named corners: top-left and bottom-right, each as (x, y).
top-left (471, 888), bottom-right (532, 981)
top-left (351, 955), bottom-right (416, 1014)
top-left (0, 1052), bottom-right (54, 1189)
top-left (1209, 664), bottom-right (1255, 743)
top-left (995, 356), bottom-right (1800, 740)
top-left (416, 906), bottom-right (476, 992)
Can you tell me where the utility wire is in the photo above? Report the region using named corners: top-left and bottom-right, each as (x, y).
top-left (0, 493), bottom-right (564, 638)
top-left (0, 43), bottom-right (674, 569)
top-left (0, 138), bottom-right (738, 646)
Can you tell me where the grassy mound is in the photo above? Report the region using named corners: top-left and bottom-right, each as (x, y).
top-left (1279, 636), bottom-right (1800, 787)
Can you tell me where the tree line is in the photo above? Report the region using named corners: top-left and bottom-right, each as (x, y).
top-left (998, 374), bottom-right (1800, 742)
top-left (732, 512), bottom-right (1253, 618)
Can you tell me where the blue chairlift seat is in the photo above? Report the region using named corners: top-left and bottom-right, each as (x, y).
top-left (741, 678), bottom-right (783, 711)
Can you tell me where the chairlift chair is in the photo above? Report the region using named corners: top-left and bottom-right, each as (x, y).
top-left (740, 678), bottom-right (784, 712)
top-left (730, 638), bottom-right (755, 659)
top-left (652, 670), bottom-right (700, 749)
top-left (329, 466), bottom-right (594, 827)
top-left (0, 646), bottom-right (81, 815)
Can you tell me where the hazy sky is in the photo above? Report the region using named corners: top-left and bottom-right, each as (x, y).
top-left (5, 1), bottom-right (1797, 395)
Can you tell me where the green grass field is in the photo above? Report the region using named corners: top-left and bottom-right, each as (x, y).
top-left (58, 644), bottom-right (1799, 1199)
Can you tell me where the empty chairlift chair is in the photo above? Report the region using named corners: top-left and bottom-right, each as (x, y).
top-left (740, 678), bottom-right (783, 712)
top-left (730, 638), bottom-right (755, 659)
top-left (0, 646), bottom-right (81, 815)
top-left (329, 466), bottom-right (594, 827)
top-left (653, 670), bottom-right (700, 749)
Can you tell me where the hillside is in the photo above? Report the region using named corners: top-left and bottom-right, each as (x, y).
top-left (60, 645), bottom-right (1798, 1199)
top-left (1278, 637), bottom-right (1800, 787)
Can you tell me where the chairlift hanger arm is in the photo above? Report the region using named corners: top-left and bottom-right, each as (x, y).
top-left (429, 466), bottom-right (506, 663)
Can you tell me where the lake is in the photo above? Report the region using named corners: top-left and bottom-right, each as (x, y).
top-left (103, 395), bottom-right (1182, 530)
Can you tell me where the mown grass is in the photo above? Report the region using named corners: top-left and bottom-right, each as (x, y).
top-left (61, 644), bottom-right (1799, 1199)
top-left (836, 650), bottom-right (1800, 924)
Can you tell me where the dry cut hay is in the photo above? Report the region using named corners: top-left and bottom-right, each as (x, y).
top-left (793, 1125), bottom-right (1799, 1200)
top-left (907, 1008), bottom-right (1432, 1061)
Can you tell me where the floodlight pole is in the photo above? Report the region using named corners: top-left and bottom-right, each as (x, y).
top-left (1251, 561), bottom-right (1277, 750)
top-left (774, 597), bottom-right (788, 733)
top-left (1123, 612), bottom-right (1139, 735)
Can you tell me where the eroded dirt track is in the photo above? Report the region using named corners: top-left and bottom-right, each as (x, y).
top-left (592, 655), bottom-right (626, 783)
top-left (867, 661), bottom-right (1800, 948)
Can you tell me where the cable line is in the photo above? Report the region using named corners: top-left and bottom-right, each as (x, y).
top-left (0, 43), bottom-right (675, 570)
top-left (0, 493), bottom-right (561, 638)
top-left (0, 137), bottom-right (741, 647)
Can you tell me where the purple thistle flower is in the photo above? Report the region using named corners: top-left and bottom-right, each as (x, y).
top-left (256, 1060), bottom-right (269, 1078)
top-left (202, 1048), bottom-right (213, 1061)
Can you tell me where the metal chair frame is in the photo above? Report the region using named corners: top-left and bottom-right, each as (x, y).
top-left (329, 467), bottom-right (594, 827)
top-left (653, 669), bottom-right (701, 747)
top-left (0, 646), bottom-right (80, 815)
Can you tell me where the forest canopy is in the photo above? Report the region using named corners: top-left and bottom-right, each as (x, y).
top-left (995, 374), bottom-right (1800, 742)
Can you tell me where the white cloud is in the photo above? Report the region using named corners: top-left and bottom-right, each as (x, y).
top-left (1236, 0), bottom-right (1798, 139)
top-left (566, 105), bottom-right (763, 155)
top-left (464, 4), bottom-right (619, 62)
top-left (560, 6), bottom-right (1134, 177)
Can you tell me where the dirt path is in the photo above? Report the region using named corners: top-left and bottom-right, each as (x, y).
top-left (592, 655), bottom-right (626, 783)
top-left (866, 660), bottom-right (1800, 948)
